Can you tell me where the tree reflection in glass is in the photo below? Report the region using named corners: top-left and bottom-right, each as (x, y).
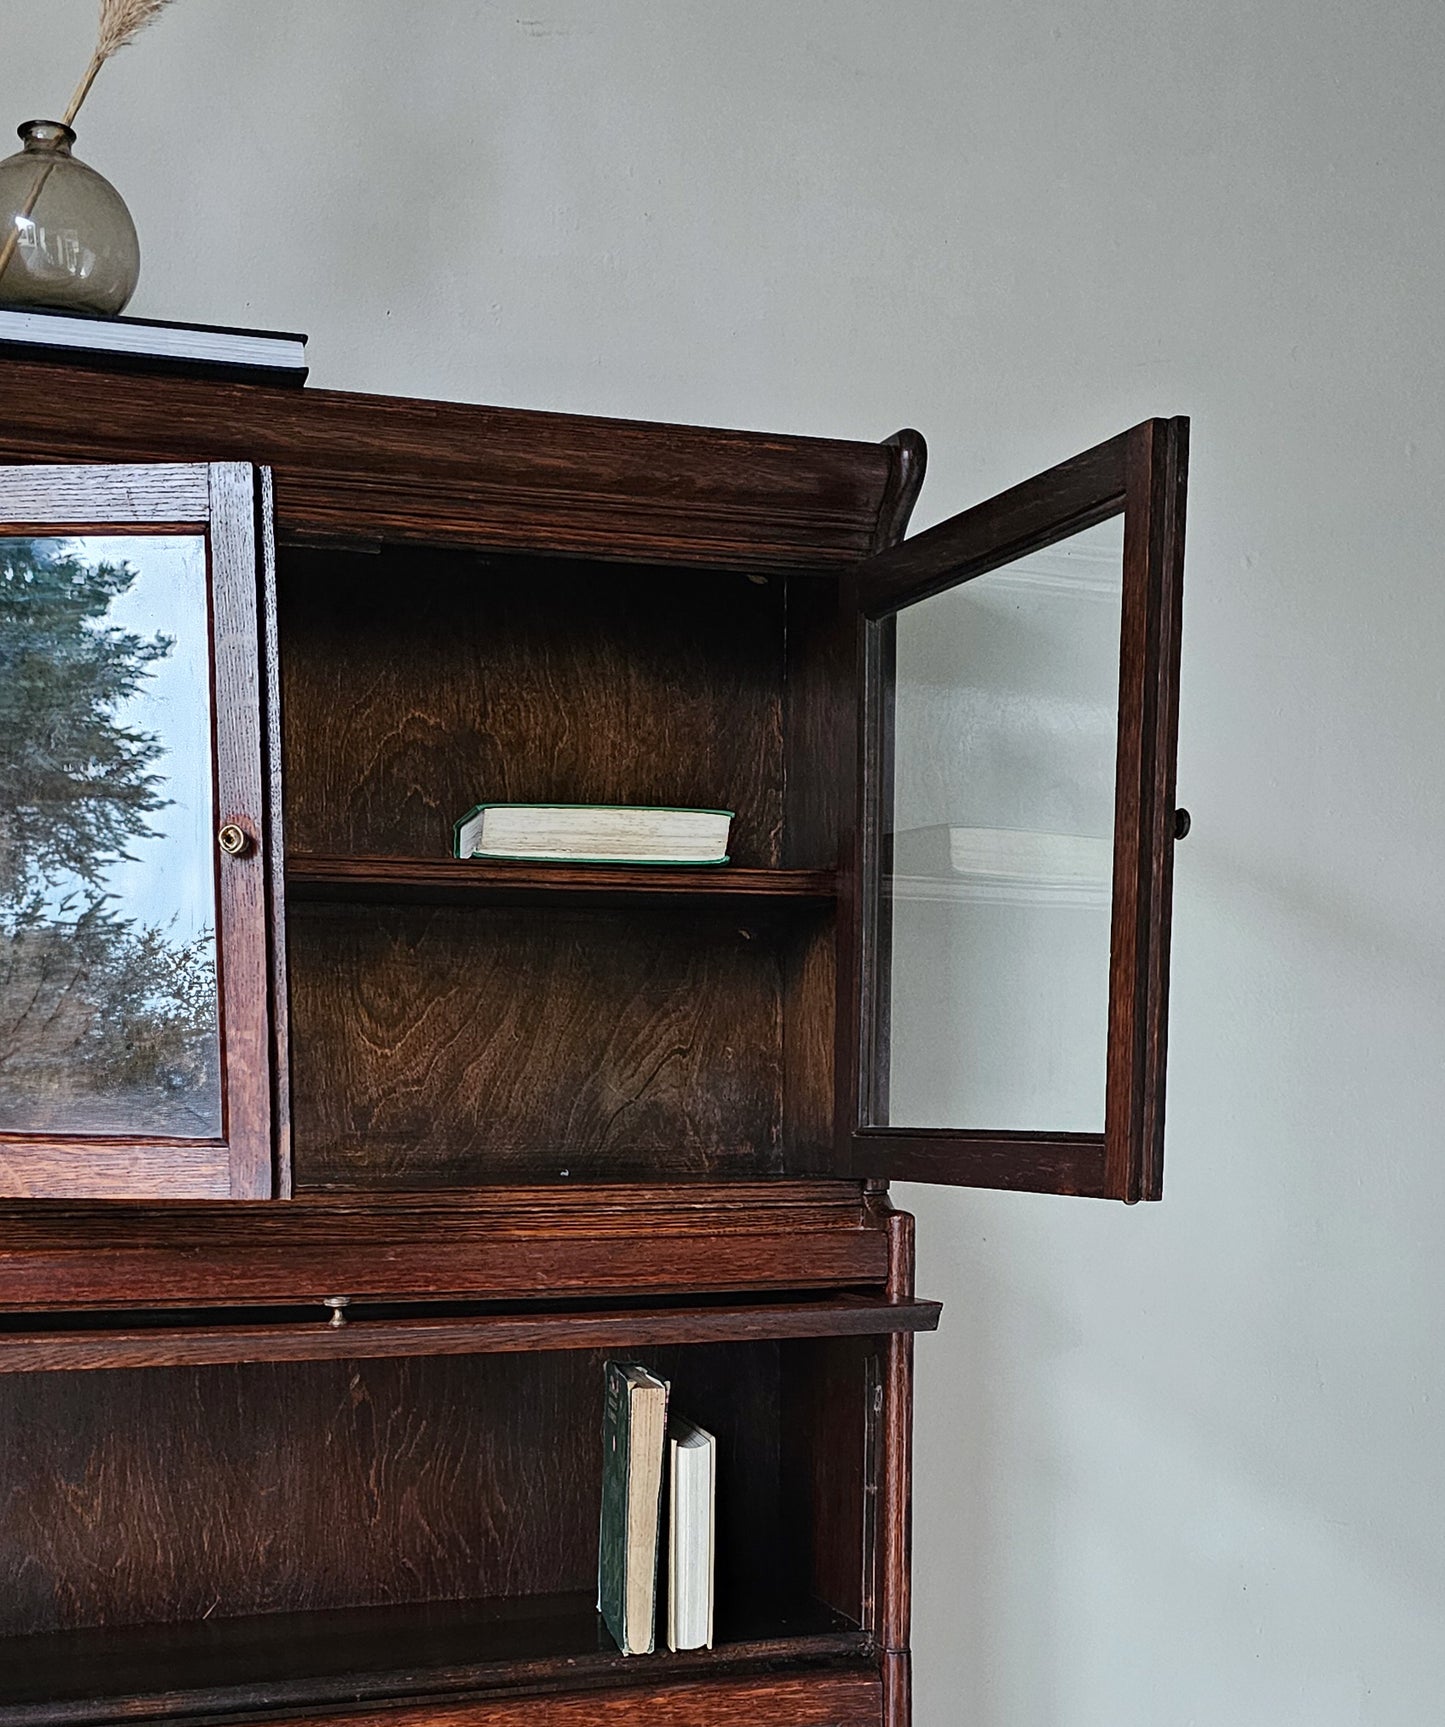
top-left (0, 535), bottom-right (221, 1136)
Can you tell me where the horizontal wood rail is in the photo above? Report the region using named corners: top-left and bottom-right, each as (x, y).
top-left (0, 1183), bottom-right (888, 1309)
top-left (251, 1673), bottom-right (883, 1727)
top-left (0, 360), bottom-right (901, 571)
top-left (0, 1591), bottom-right (876, 1727)
top-left (285, 855), bottom-right (837, 907)
top-left (0, 1294), bottom-right (941, 1374)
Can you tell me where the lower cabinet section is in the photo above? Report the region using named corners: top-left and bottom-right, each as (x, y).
top-left (0, 1318), bottom-right (915, 1727)
top-left (0, 1224), bottom-right (923, 1727)
top-left (0, 1343), bottom-right (871, 1643)
top-left (250, 1671), bottom-right (883, 1727)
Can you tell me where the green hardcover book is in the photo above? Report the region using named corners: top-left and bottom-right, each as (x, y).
top-left (453, 803), bottom-right (732, 867)
top-left (597, 1360), bottom-right (671, 1656)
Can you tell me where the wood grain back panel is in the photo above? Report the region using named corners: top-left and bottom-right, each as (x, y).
top-left (279, 550), bottom-right (786, 870)
top-left (288, 901), bottom-right (788, 1188)
top-left (781, 1336), bottom-right (874, 1627)
top-left (0, 1341), bottom-right (809, 1643)
top-left (0, 1352), bottom-right (598, 1636)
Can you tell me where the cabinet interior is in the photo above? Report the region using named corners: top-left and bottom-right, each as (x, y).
top-left (278, 545), bottom-right (842, 1190)
top-left (0, 1337), bottom-right (875, 1719)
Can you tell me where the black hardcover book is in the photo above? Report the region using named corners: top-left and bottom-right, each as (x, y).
top-left (0, 305), bottom-right (308, 387)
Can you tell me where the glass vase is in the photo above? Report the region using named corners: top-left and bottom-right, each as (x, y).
top-left (0, 120), bottom-right (140, 316)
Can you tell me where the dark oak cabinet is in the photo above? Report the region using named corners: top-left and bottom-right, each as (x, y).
top-left (0, 360), bottom-right (1188, 1727)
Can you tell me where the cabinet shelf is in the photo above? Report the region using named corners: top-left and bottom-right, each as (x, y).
top-left (285, 854), bottom-right (837, 907)
top-left (0, 1293), bottom-right (940, 1375)
top-left (0, 1591), bottom-right (871, 1727)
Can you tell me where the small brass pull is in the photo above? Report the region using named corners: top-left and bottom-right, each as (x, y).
top-left (218, 823), bottom-right (252, 858)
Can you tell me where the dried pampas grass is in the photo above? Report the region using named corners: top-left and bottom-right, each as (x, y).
top-left (64, 0), bottom-right (178, 125)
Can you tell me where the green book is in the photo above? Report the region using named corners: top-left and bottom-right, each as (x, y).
top-left (453, 803), bottom-right (732, 866)
top-left (597, 1361), bottom-right (671, 1656)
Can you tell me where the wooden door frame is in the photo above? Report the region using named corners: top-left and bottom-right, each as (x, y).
top-left (839, 419), bottom-right (1190, 1201)
top-left (0, 462), bottom-right (274, 1198)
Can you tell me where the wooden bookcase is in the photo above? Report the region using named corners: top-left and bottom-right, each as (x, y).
top-left (0, 361), bottom-right (1188, 1727)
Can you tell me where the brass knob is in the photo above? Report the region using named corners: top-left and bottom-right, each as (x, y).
top-left (218, 823), bottom-right (252, 858)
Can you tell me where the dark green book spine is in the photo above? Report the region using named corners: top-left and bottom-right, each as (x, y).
top-left (597, 1361), bottom-right (632, 1654)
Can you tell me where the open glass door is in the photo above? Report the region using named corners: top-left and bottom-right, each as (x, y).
top-left (0, 463), bottom-right (274, 1198)
top-left (844, 419), bottom-right (1188, 1200)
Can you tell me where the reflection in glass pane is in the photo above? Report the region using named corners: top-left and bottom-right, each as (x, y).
top-left (882, 516), bottom-right (1124, 1132)
top-left (0, 535), bottom-right (221, 1137)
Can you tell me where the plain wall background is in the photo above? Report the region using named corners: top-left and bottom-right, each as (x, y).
top-left (4, 3), bottom-right (1443, 1722)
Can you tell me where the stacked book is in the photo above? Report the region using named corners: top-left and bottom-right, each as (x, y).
top-left (598, 1361), bottom-right (716, 1656)
top-left (455, 804), bottom-right (733, 868)
top-left (0, 305), bottom-right (308, 387)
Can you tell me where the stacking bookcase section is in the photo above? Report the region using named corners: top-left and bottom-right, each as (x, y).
top-left (277, 545), bottom-right (845, 1192)
top-left (0, 1322), bottom-right (914, 1727)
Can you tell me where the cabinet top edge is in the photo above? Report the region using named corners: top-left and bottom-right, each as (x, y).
top-left (0, 358), bottom-right (905, 473)
top-left (0, 361), bottom-right (921, 568)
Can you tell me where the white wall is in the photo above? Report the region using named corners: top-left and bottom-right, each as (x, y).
top-left (6, 3), bottom-right (1444, 1721)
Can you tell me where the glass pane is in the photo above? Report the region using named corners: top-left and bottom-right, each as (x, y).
top-left (0, 534), bottom-right (221, 1137)
top-left (880, 515), bottom-right (1124, 1132)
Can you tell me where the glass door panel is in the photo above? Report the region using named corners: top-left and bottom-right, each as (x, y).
top-left (0, 534), bottom-right (221, 1137)
top-left (885, 516), bottom-right (1123, 1132)
top-left (0, 463), bottom-right (273, 1199)
top-left (847, 418), bottom-right (1188, 1201)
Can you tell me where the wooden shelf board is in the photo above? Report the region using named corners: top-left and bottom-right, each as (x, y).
top-left (0, 1293), bottom-right (941, 1374)
top-left (0, 1591), bottom-right (870, 1727)
top-left (285, 854), bottom-right (837, 907)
